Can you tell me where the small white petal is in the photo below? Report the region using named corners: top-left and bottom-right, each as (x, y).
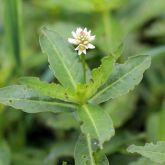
top-left (68, 38), bottom-right (77, 44)
top-left (78, 50), bottom-right (83, 55)
top-left (89, 35), bottom-right (95, 41)
top-left (72, 31), bottom-right (77, 38)
top-left (76, 28), bottom-right (82, 34)
top-left (75, 46), bottom-right (79, 50)
top-left (87, 43), bottom-right (95, 49)
top-left (84, 27), bottom-right (87, 33)
top-left (87, 30), bottom-right (91, 36)
top-left (83, 49), bottom-right (86, 54)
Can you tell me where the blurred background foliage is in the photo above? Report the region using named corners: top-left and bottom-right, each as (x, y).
top-left (0, 0), bottom-right (164, 164)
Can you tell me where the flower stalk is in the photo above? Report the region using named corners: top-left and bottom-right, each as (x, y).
top-left (81, 54), bottom-right (86, 83)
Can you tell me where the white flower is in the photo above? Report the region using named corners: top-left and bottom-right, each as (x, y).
top-left (68, 27), bottom-right (95, 55)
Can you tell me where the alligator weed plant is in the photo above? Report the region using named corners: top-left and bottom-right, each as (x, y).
top-left (0, 26), bottom-right (151, 165)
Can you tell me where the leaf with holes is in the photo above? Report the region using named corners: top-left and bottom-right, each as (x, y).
top-left (77, 104), bottom-right (115, 149)
top-left (74, 134), bottom-right (109, 165)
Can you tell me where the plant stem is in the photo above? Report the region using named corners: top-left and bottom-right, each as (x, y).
top-left (81, 54), bottom-right (86, 83)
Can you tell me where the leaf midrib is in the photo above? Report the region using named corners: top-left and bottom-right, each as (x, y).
top-left (0, 98), bottom-right (76, 109)
top-left (86, 134), bottom-right (96, 165)
top-left (42, 29), bottom-right (77, 90)
top-left (90, 57), bottom-right (149, 101)
top-left (83, 105), bottom-right (101, 146)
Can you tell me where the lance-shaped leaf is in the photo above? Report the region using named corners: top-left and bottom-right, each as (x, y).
top-left (0, 85), bottom-right (76, 113)
top-left (40, 26), bottom-right (84, 90)
top-left (4, 0), bottom-right (23, 66)
top-left (85, 55), bottom-right (115, 99)
top-left (77, 104), bottom-right (115, 148)
top-left (127, 141), bottom-right (165, 163)
top-left (90, 55), bottom-right (151, 104)
top-left (19, 77), bottom-right (75, 103)
top-left (74, 134), bottom-right (109, 165)
top-left (129, 157), bottom-right (163, 165)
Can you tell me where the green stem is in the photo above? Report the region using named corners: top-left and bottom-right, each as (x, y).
top-left (81, 54), bottom-right (86, 83)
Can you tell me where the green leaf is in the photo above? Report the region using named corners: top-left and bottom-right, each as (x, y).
top-left (39, 26), bottom-right (84, 90)
top-left (142, 46), bottom-right (165, 59)
top-left (145, 20), bottom-right (165, 38)
top-left (127, 141), bottom-right (165, 163)
top-left (0, 85), bottom-right (76, 113)
top-left (77, 104), bottom-right (115, 148)
top-left (0, 141), bottom-right (11, 165)
top-left (74, 134), bottom-right (109, 165)
top-left (4, 0), bottom-right (23, 65)
top-left (129, 157), bottom-right (163, 165)
top-left (48, 22), bottom-right (79, 40)
top-left (19, 77), bottom-right (75, 103)
top-left (90, 55), bottom-right (151, 104)
top-left (74, 134), bottom-right (95, 165)
top-left (86, 55), bottom-right (115, 99)
top-left (104, 93), bottom-right (136, 128)
top-left (72, 55), bottom-right (115, 104)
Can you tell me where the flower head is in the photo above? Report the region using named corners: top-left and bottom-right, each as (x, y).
top-left (68, 27), bottom-right (95, 55)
